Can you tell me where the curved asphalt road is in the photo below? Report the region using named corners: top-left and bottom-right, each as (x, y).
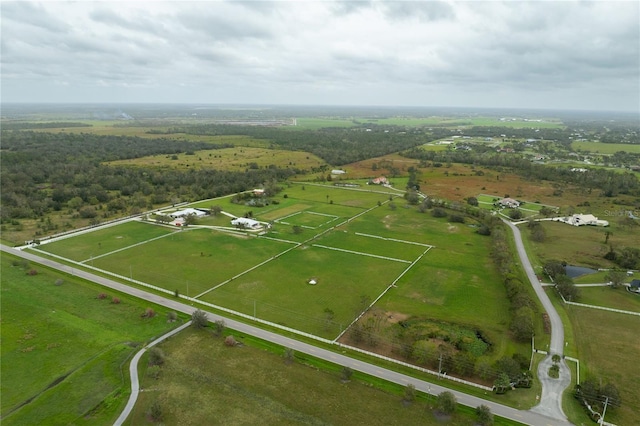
top-left (502, 220), bottom-right (572, 423)
top-left (2, 245), bottom-right (569, 426)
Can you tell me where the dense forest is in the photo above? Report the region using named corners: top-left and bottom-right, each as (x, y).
top-left (0, 131), bottom-right (296, 224)
top-left (158, 124), bottom-right (436, 165)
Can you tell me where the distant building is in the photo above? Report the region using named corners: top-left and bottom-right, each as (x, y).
top-left (231, 217), bottom-right (262, 229)
top-left (498, 198), bottom-right (520, 208)
top-left (331, 169), bottom-right (346, 175)
top-left (169, 208), bottom-right (207, 219)
top-left (555, 214), bottom-right (609, 227)
top-left (369, 176), bottom-right (389, 185)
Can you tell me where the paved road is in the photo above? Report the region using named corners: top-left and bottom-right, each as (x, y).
top-left (502, 220), bottom-right (572, 423)
top-left (114, 321), bottom-right (192, 426)
top-left (2, 245), bottom-right (571, 426)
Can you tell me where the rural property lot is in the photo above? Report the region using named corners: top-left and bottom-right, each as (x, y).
top-left (28, 184), bottom-right (511, 349)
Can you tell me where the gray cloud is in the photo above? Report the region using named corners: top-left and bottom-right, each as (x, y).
top-left (1, 1), bottom-right (637, 112)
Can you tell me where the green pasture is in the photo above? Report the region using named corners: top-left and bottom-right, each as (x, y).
top-left (293, 117), bottom-right (356, 129)
top-left (33, 221), bottom-right (177, 262)
top-left (129, 328), bottom-right (515, 426)
top-left (564, 304), bottom-right (640, 425)
top-left (0, 254), bottom-right (181, 425)
top-left (575, 287), bottom-right (640, 312)
top-left (92, 228), bottom-right (292, 297)
top-left (314, 229), bottom-right (427, 261)
top-left (276, 211), bottom-right (340, 228)
top-left (107, 146), bottom-right (325, 172)
top-left (572, 140), bottom-right (640, 154)
top-left (201, 244), bottom-right (409, 338)
top-left (519, 221), bottom-right (636, 270)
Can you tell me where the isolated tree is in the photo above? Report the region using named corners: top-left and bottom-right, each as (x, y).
top-left (531, 226), bottom-right (546, 242)
top-left (508, 209), bottom-right (523, 220)
top-left (212, 319), bottom-right (226, 337)
top-left (436, 391), bottom-right (457, 414)
top-left (224, 335), bottom-right (237, 347)
top-left (292, 225), bottom-right (303, 235)
top-left (403, 384), bottom-right (416, 404)
top-left (404, 190), bottom-right (420, 205)
top-left (467, 196), bottom-right (479, 206)
top-left (556, 274), bottom-right (579, 302)
top-left (431, 207), bottom-right (447, 217)
top-left (283, 347), bottom-right (295, 365)
top-left (341, 366), bottom-right (353, 382)
top-left (210, 205), bottom-right (223, 216)
top-left (475, 405), bottom-right (494, 425)
top-left (191, 309), bottom-right (208, 329)
top-left (183, 213), bottom-right (197, 226)
top-left (166, 311), bottom-right (178, 322)
top-left (605, 269), bottom-right (627, 289)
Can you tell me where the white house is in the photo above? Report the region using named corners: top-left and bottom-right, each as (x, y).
top-left (231, 217), bottom-right (262, 229)
top-left (498, 198), bottom-right (520, 208)
top-left (331, 169), bottom-right (346, 175)
top-left (169, 208), bottom-right (207, 219)
top-left (557, 214), bottom-right (609, 227)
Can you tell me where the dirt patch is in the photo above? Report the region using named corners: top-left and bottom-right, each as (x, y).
top-left (384, 311), bottom-right (409, 324)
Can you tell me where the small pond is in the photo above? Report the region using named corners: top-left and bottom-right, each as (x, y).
top-left (564, 265), bottom-right (597, 278)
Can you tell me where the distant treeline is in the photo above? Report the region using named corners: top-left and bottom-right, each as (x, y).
top-left (402, 148), bottom-right (640, 197)
top-left (0, 131), bottom-right (295, 222)
top-left (1, 121), bottom-right (93, 130)
top-left (158, 124), bottom-right (436, 165)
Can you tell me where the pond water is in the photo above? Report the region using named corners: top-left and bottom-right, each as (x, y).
top-left (565, 265), bottom-right (597, 278)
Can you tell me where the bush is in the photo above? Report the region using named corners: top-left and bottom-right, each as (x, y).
top-left (167, 311), bottom-right (178, 322)
top-left (142, 308), bottom-right (156, 318)
top-left (191, 309), bottom-right (208, 329)
top-left (212, 319), bottom-right (225, 337)
top-left (148, 347), bottom-right (166, 366)
top-left (54, 279), bottom-right (64, 286)
top-left (26, 269), bottom-right (38, 276)
top-left (432, 207), bottom-right (447, 218)
top-left (476, 405), bottom-right (494, 425)
top-left (436, 391), bottom-right (457, 414)
top-left (148, 399), bottom-right (163, 422)
top-left (224, 335), bottom-right (237, 347)
top-left (111, 297), bottom-right (121, 304)
top-left (147, 365), bottom-right (161, 380)
top-left (449, 214), bottom-right (465, 223)
top-left (341, 366), bottom-right (353, 382)
top-left (97, 293), bottom-right (108, 300)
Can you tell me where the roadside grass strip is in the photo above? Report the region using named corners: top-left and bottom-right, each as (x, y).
top-left (354, 232), bottom-right (434, 248)
top-left (79, 230), bottom-right (180, 263)
top-left (311, 244), bottom-right (412, 264)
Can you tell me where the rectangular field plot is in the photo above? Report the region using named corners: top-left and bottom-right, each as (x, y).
top-left (313, 230), bottom-right (428, 262)
top-left (34, 221), bottom-right (177, 262)
top-left (275, 211), bottom-right (340, 228)
top-left (200, 245), bottom-right (410, 338)
top-left (91, 229), bottom-right (292, 297)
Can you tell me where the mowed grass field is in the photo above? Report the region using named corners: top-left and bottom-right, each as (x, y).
top-left (128, 328), bottom-right (514, 426)
top-left (0, 254), bottom-right (182, 425)
top-left (35, 221), bottom-right (177, 262)
top-left (564, 305), bottom-right (640, 425)
top-left (575, 287), bottom-right (640, 312)
top-left (571, 140), bottom-right (640, 154)
top-left (107, 146), bottom-right (326, 172)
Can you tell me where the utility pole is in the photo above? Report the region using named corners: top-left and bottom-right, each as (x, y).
top-left (438, 353), bottom-right (443, 379)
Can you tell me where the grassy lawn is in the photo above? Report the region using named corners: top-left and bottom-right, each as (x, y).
top-left (127, 327), bottom-right (520, 425)
top-left (571, 140), bottom-right (640, 154)
top-left (0, 254), bottom-right (184, 425)
top-left (92, 228), bottom-right (293, 297)
top-left (34, 221), bottom-right (177, 262)
top-left (575, 286), bottom-right (640, 312)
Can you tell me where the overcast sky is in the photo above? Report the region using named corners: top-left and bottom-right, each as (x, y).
top-left (1, 1), bottom-right (639, 112)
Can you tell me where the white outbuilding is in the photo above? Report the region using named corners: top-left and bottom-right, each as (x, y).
top-left (231, 217), bottom-right (262, 229)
